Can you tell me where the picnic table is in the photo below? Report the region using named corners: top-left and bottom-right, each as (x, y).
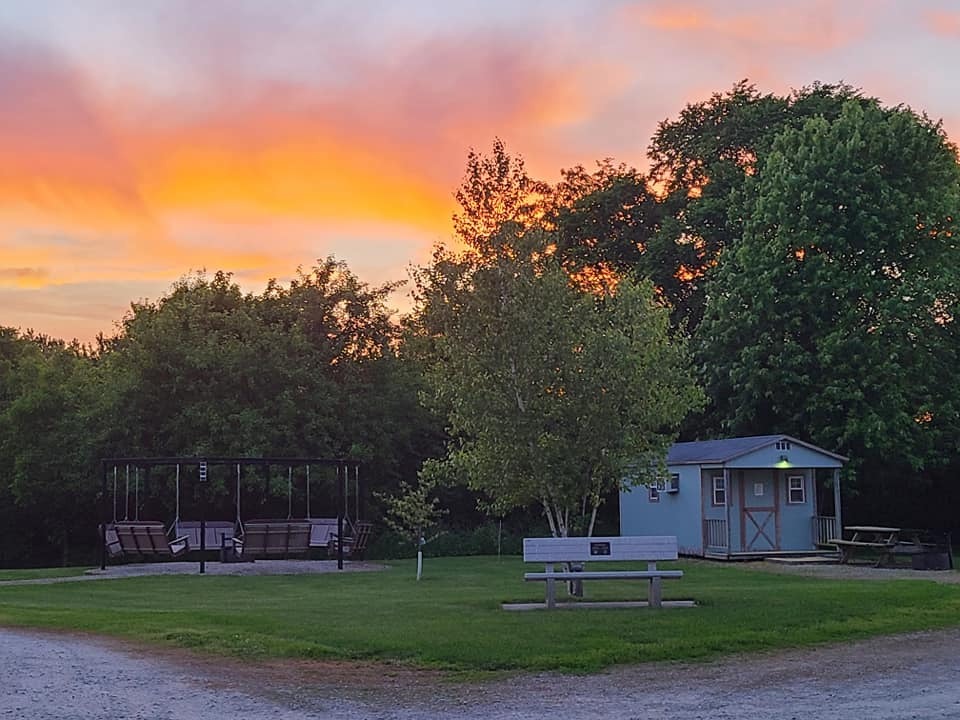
top-left (828, 526), bottom-right (901, 566)
top-left (829, 526), bottom-right (954, 569)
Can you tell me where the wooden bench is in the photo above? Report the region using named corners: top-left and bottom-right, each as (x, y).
top-left (113, 521), bottom-right (189, 559)
top-left (523, 536), bottom-right (683, 609)
top-left (175, 520), bottom-right (236, 551)
top-left (237, 520), bottom-right (311, 559)
top-left (327, 522), bottom-right (372, 560)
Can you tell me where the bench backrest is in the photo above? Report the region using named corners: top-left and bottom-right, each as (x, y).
top-left (523, 535), bottom-right (678, 563)
top-left (114, 521), bottom-right (174, 556)
top-left (176, 520), bottom-right (235, 549)
top-left (242, 521), bottom-right (311, 558)
top-left (306, 518), bottom-right (338, 548)
top-left (329, 522), bottom-right (373, 558)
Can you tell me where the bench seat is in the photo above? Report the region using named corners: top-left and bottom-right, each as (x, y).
top-left (828, 539), bottom-right (894, 549)
top-left (524, 570), bottom-right (684, 581)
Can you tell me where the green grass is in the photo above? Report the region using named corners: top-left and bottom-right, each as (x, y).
top-left (1, 557), bottom-right (959, 672)
top-left (0, 567), bottom-right (91, 581)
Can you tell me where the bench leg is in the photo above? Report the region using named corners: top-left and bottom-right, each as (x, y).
top-left (649, 576), bottom-right (662, 608)
top-left (546, 577), bottom-right (556, 609)
top-left (544, 562), bottom-right (556, 609)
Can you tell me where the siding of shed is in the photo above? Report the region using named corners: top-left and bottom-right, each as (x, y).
top-left (619, 464), bottom-right (703, 555)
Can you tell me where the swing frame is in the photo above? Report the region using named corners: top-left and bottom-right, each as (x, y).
top-left (99, 456), bottom-right (362, 573)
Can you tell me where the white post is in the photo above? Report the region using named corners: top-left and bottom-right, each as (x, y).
top-left (416, 534), bottom-right (425, 581)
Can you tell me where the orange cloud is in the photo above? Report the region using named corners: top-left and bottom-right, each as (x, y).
top-left (0, 267), bottom-right (50, 288)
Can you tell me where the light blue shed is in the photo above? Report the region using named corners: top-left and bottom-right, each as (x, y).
top-left (619, 435), bottom-right (846, 558)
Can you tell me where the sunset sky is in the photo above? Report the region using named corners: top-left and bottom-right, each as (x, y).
top-left (2, 1), bottom-right (959, 343)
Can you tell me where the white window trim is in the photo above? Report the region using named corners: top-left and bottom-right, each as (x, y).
top-left (712, 475), bottom-right (726, 506)
top-left (787, 475), bottom-right (805, 504)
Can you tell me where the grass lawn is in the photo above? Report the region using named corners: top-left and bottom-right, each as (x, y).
top-left (1, 556), bottom-right (959, 672)
top-left (0, 567), bottom-right (91, 581)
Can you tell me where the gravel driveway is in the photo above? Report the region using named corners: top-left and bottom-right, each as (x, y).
top-left (3, 625), bottom-right (960, 719)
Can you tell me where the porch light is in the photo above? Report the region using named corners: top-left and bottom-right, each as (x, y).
top-left (776, 455), bottom-right (791, 468)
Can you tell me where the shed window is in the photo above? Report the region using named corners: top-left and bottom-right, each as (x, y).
top-left (788, 475), bottom-right (805, 504)
top-left (712, 475), bottom-right (726, 506)
top-left (776, 439), bottom-right (792, 451)
top-left (648, 482), bottom-right (660, 503)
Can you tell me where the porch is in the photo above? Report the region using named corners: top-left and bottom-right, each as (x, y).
top-left (703, 515), bottom-right (840, 560)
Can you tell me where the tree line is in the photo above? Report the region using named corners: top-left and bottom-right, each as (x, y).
top-left (3, 81), bottom-right (959, 565)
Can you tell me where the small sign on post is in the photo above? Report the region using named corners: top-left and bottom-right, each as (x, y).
top-left (199, 461), bottom-right (208, 575)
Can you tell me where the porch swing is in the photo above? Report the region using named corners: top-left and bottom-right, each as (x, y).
top-left (104, 465), bottom-right (189, 560)
top-left (237, 464), bottom-right (335, 560)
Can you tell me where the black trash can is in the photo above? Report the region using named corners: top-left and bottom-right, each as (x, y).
top-left (912, 552), bottom-right (951, 571)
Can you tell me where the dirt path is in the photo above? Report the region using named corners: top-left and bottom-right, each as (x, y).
top-left (3, 625), bottom-right (959, 719)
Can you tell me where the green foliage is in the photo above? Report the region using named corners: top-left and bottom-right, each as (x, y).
top-left (413, 142), bottom-right (703, 536)
top-left (2, 558), bottom-right (959, 672)
top-left (698, 100), bottom-right (960, 475)
top-left (648, 80), bottom-right (879, 331)
top-left (378, 474), bottom-right (447, 547)
top-left (367, 522), bottom-right (532, 559)
top-left (0, 257), bottom-right (443, 566)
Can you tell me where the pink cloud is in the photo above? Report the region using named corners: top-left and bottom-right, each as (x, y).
top-left (924, 10), bottom-right (960, 37)
top-left (620, 1), bottom-right (862, 54)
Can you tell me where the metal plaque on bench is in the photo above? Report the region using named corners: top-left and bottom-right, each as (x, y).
top-left (590, 541), bottom-right (611, 556)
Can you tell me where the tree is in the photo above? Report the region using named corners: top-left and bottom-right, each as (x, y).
top-left (413, 219), bottom-right (703, 536)
top-left (698, 100), bottom-right (960, 479)
top-left (550, 160), bottom-right (661, 294)
top-left (0, 331), bottom-right (101, 564)
top-left (379, 474), bottom-right (446, 579)
top-left (647, 81), bottom-right (878, 331)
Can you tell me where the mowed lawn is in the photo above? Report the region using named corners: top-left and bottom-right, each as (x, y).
top-left (1, 557), bottom-right (959, 672)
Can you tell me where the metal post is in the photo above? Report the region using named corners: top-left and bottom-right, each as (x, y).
top-left (100, 461), bottom-right (108, 570)
top-left (724, 468), bottom-right (732, 556)
top-left (199, 460), bottom-right (207, 575)
top-left (337, 464), bottom-right (344, 570)
top-left (305, 465), bottom-right (311, 519)
top-left (354, 464), bottom-right (360, 524)
top-left (833, 468), bottom-right (843, 538)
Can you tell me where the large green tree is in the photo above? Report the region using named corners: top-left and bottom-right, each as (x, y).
top-left (647, 80), bottom-right (878, 331)
top-left (698, 101), bottom-right (960, 479)
top-left (0, 331), bottom-right (101, 564)
top-left (414, 178), bottom-right (702, 536)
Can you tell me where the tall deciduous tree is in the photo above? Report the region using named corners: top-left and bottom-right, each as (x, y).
top-left (415, 169), bottom-right (702, 535)
top-left (698, 101), bottom-right (960, 477)
top-left (648, 81), bottom-right (877, 331)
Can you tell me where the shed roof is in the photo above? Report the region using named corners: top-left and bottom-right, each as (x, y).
top-left (667, 435), bottom-right (847, 465)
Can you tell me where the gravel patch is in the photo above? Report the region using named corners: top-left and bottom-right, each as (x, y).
top-left (0, 560), bottom-right (385, 587)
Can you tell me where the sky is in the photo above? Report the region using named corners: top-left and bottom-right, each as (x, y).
top-left (2, 0), bottom-right (959, 344)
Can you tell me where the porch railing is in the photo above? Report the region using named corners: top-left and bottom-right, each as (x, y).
top-left (813, 515), bottom-right (838, 546)
top-left (704, 518), bottom-right (728, 551)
